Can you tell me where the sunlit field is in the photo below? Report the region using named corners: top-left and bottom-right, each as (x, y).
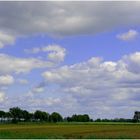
top-left (0, 122), bottom-right (140, 139)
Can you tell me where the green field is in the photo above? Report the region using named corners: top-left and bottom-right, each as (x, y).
top-left (0, 122), bottom-right (140, 139)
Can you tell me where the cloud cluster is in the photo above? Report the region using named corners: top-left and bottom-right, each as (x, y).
top-left (0, 31), bottom-right (15, 48)
top-left (33, 87), bottom-right (44, 93)
top-left (25, 45), bottom-right (66, 63)
top-left (0, 44), bottom-right (65, 102)
top-left (0, 2), bottom-right (140, 37)
top-left (0, 92), bottom-right (6, 103)
top-left (42, 52), bottom-right (140, 118)
top-left (43, 45), bottom-right (66, 63)
top-left (117, 29), bottom-right (139, 41)
top-left (1, 52), bottom-right (140, 118)
top-left (17, 79), bottom-right (28, 85)
top-left (0, 53), bottom-right (52, 74)
top-left (0, 75), bottom-right (14, 86)
top-left (0, 2), bottom-right (139, 50)
top-left (0, 2), bottom-right (140, 118)
top-left (0, 53), bottom-right (52, 95)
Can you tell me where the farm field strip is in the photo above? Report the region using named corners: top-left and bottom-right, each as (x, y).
top-left (0, 123), bottom-right (140, 139)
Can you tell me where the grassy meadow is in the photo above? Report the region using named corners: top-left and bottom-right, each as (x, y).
top-left (0, 122), bottom-right (140, 139)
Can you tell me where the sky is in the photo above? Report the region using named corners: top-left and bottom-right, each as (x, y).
top-left (0, 1), bottom-right (140, 119)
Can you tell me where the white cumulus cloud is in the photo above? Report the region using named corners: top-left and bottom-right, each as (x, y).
top-left (0, 75), bottom-right (14, 86)
top-left (42, 52), bottom-right (140, 118)
top-left (0, 92), bottom-right (6, 103)
top-left (32, 87), bottom-right (45, 93)
top-left (25, 45), bottom-right (66, 63)
top-left (117, 29), bottom-right (138, 41)
top-left (42, 45), bottom-right (66, 63)
top-left (0, 31), bottom-right (15, 48)
top-left (0, 53), bottom-right (52, 74)
top-left (17, 79), bottom-right (28, 85)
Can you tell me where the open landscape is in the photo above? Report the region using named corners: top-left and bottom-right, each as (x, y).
top-left (0, 1), bottom-right (140, 139)
top-left (0, 122), bottom-right (140, 139)
top-left (0, 107), bottom-right (139, 139)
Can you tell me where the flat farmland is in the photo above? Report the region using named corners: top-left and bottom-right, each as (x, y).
top-left (0, 122), bottom-right (140, 139)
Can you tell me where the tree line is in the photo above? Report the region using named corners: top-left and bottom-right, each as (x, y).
top-left (0, 107), bottom-right (92, 123)
top-left (94, 118), bottom-right (135, 122)
top-left (0, 107), bottom-right (138, 123)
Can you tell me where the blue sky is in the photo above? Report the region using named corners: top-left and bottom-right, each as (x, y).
top-left (0, 1), bottom-right (140, 119)
top-left (2, 28), bottom-right (140, 63)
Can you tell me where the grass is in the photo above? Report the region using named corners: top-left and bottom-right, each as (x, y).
top-left (0, 122), bottom-right (140, 139)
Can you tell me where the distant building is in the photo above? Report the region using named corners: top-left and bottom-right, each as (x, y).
top-left (133, 111), bottom-right (140, 121)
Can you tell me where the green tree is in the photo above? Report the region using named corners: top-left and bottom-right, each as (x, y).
top-left (29, 113), bottom-right (34, 121)
top-left (34, 110), bottom-right (42, 121)
top-left (71, 114), bottom-right (78, 122)
top-left (67, 114), bottom-right (91, 122)
top-left (9, 107), bottom-right (23, 122)
top-left (0, 110), bottom-right (5, 122)
top-left (66, 116), bottom-right (72, 122)
top-left (22, 110), bottom-right (30, 121)
top-left (133, 111), bottom-right (140, 122)
top-left (82, 114), bottom-right (90, 122)
top-left (5, 112), bottom-right (12, 122)
top-left (34, 110), bottom-right (49, 122)
top-left (41, 111), bottom-right (49, 122)
top-left (95, 118), bottom-right (101, 122)
top-left (49, 112), bottom-right (63, 122)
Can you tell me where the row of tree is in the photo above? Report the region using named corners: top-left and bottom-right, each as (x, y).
top-left (0, 107), bottom-right (92, 123)
top-left (94, 118), bottom-right (135, 122)
top-left (65, 114), bottom-right (92, 122)
top-left (0, 107), bottom-right (138, 123)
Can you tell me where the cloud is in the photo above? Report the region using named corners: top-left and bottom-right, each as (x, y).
top-left (0, 2), bottom-right (140, 48)
top-left (10, 93), bottom-right (62, 109)
top-left (32, 86), bottom-right (45, 93)
top-left (117, 29), bottom-right (139, 41)
top-left (42, 45), bottom-right (66, 62)
top-left (29, 81), bottom-right (46, 94)
top-left (0, 53), bottom-right (53, 74)
top-left (0, 31), bottom-right (15, 48)
top-left (1, 52), bottom-right (140, 118)
top-left (1, 2), bottom-right (140, 118)
top-left (25, 45), bottom-right (66, 63)
top-left (0, 75), bottom-right (14, 86)
top-left (0, 91), bottom-right (6, 103)
top-left (17, 79), bottom-right (28, 85)
top-left (24, 47), bottom-right (41, 54)
top-left (0, 2), bottom-right (140, 38)
top-left (41, 52), bottom-right (140, 118)
top-left (121, 52), bottom-right (140, 74)
top-left (4, 92), bottom-right (79, 116)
